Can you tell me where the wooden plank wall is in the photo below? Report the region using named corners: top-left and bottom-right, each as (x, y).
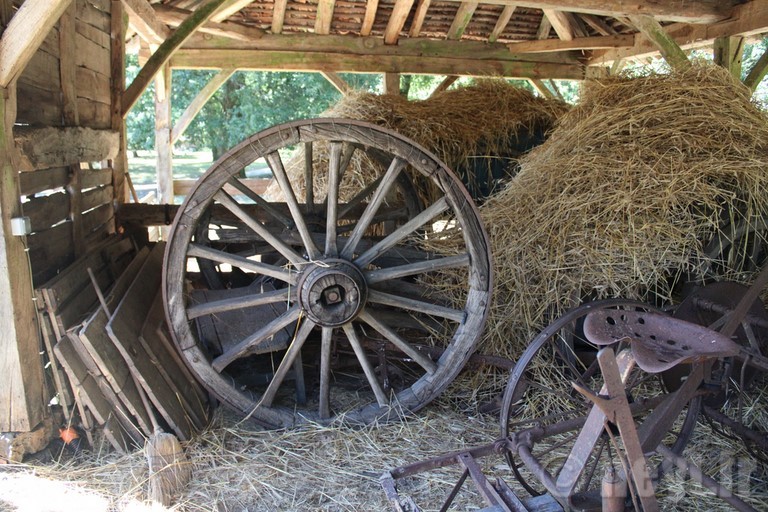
top-left (15, 0), bottom-right (117, 286)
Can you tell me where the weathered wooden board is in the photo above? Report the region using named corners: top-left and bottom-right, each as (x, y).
top-left (38, 236), bottom-right (135, 336)
top-left (81, 167), bottom-right (112, 189)
top-left (140, 291), bottom-right (209, 430)
top-left (16, 82), bottom-right (62, 126)
top-left (37, 306), bottom-right (73, 410)
top-left (82, 202), bottom-right (114, 234)
top-left (76, 17), bottom-right (110, 50)
top-left (77, 0), bottom-right (111, 33)
top-left (77, 97), bottom-right (111, 129)
top-left (75, 31), bottom-right (110, 77)
top-left (19, 167), bottom-right (69, 196)
top-left (82, 184), bottom-right (113, 211)
top-left (54, 335), bottom-right (132, 452)
top-left (24, 190), bottom-right (70, 232)
top-left (28, 222), bottom-right (75, 286)
top-left (78, 246), bottom-right (153, 435)
top-left (75, 65), bottom-right (111, 104)
top-left (107, 242), bottom-right (197, 440)
top-left (18, 47), bottom-right (61, 93)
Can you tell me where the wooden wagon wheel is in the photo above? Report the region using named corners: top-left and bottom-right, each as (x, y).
top-left (163, 119), bottom-right (492, 428)
top-left (499, 299), bottom-right (700, 505)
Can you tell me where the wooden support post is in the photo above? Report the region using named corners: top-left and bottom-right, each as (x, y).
top-left (112, 0), bottom-right (127, 204)
top-left (629, 15), bottom-right (690, 71)
top-left (384, 72), bottom-right (400, 95)
top-left (155, 64), bottom-right (173, 206)
top-left (320, 71), bottom-right (352, 95)
top-left (0, 85), bottom-right (46, 432)
top-left (744, 46), bottom-right (768, 92)
top-left (714, 36), bottom-right (745, 81)
top-left (172, 68), bottom-right (236, 144)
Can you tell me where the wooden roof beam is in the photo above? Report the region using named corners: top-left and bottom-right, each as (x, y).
top-left (509, 34), bottom-right (633, 53)
top-left (578, 13), bottom-right (617, 36)
top-left (172, 68), bottom-right (235, 144)
top-left (447, 2), bottom-right (478, 40)
top-left (0, 0), bottom-right (72, 88)
top-left (272, 0), bottom-right (287, 34)
top-left (211, 0), bottom-right (254, 23)
top-left (439, 0), bottom-right (732, 24)
top-left (154, 6), bottom-right (265, 42)
top-left (122, 0), bottom-right (232, 117)
top-left (384, 0), bottom-right (415, 45)
top-left (543, 10), bottom-right (588, 41)
top-left (122, 0), bottom-right (170, 45)
top-left (361, 0), bottom-right (379, 36)
top-left (315, 0), bottom-right (336, 35)
top-left (171, 48), bottom-right (590, 80)
top-left (488, 5), bottom-right (516, 43)
top-left (628, 15), bottom-right (690, 71)
top-left (408, 0), bottom-right (431, 37)
top-left (589, 0), bottom-right (768, 66)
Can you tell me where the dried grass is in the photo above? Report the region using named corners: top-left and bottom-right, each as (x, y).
top-left (266, 80), bottom-right (568, 203)
top-left (464, 64), bottom-right (768, 367)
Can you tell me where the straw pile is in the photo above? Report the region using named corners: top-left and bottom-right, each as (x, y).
top-left (464, 64), bottom-right (768, 367)
top-left (266, 80), bottom-right (569, 203)
top-left (3, 395), bottom-right (765, 511)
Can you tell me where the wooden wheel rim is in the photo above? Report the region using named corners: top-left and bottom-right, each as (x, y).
top-left (163, 119), bottom-right (492, 428)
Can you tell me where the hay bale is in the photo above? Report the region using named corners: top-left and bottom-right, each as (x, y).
top-left (472, 63), bottom-right (768, 367)
top-left (266, 80), bottom-right (569, 203)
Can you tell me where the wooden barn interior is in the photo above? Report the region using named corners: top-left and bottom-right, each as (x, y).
top-left (2, 0), bottom-right (768, 509)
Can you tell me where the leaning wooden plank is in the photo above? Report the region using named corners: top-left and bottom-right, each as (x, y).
top-left (78, 246), bottom-right (153, 435)
top-left (37, 304), bottom-right (73, 413)
top-left (65, 331), bottom-right (145, 447)
top-left (140, 291), bottom-right (209, 431)
top-left (107, 242), bottom-right (195, 441)
top-left (40, 236), bottom-right (135, 336)
top-left (54, 336), bottom-right (129, 452)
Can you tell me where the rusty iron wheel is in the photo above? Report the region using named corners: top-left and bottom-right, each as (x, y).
top-left (499, 299), bottom-right (700, 505)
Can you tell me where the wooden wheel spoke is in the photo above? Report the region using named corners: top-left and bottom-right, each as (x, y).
top-left (340, 157), bottom-right (407, 259)
top-left (342, 324), bottom-right (389, 407)
top-left (227, 177), bottom-right (293, 227)
top-left (265, 151), bottom-right (321, 260)
top-left (367, 289), bottom-right (464, 323)
top-left (187, 287), bottom-right (291, 320)
top-left (355, 196), bottom-right (449, 267)
top-left (319, 326), bottom-right (333, 419)
top-left (259, 317), bottom-right (317, 408)
top-left (325, 141), bottom-right (342, 257)
top-left (365, 253), bottom-right (470, 284)
top-left (187, 243), bottom-right (298, 284)
top-left (358, 310), bottom-right (437, 374)
top-left (212, 305), bottom-right (302, 372)
top-left (304, 142), bottom-right (314, 209)
top-left (214, 190), bottom-right (306, 266)
top-left (338, 175), bottom-right (383, 219)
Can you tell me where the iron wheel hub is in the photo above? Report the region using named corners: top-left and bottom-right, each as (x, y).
top-left (297, 259), bottom-right (367, 327)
